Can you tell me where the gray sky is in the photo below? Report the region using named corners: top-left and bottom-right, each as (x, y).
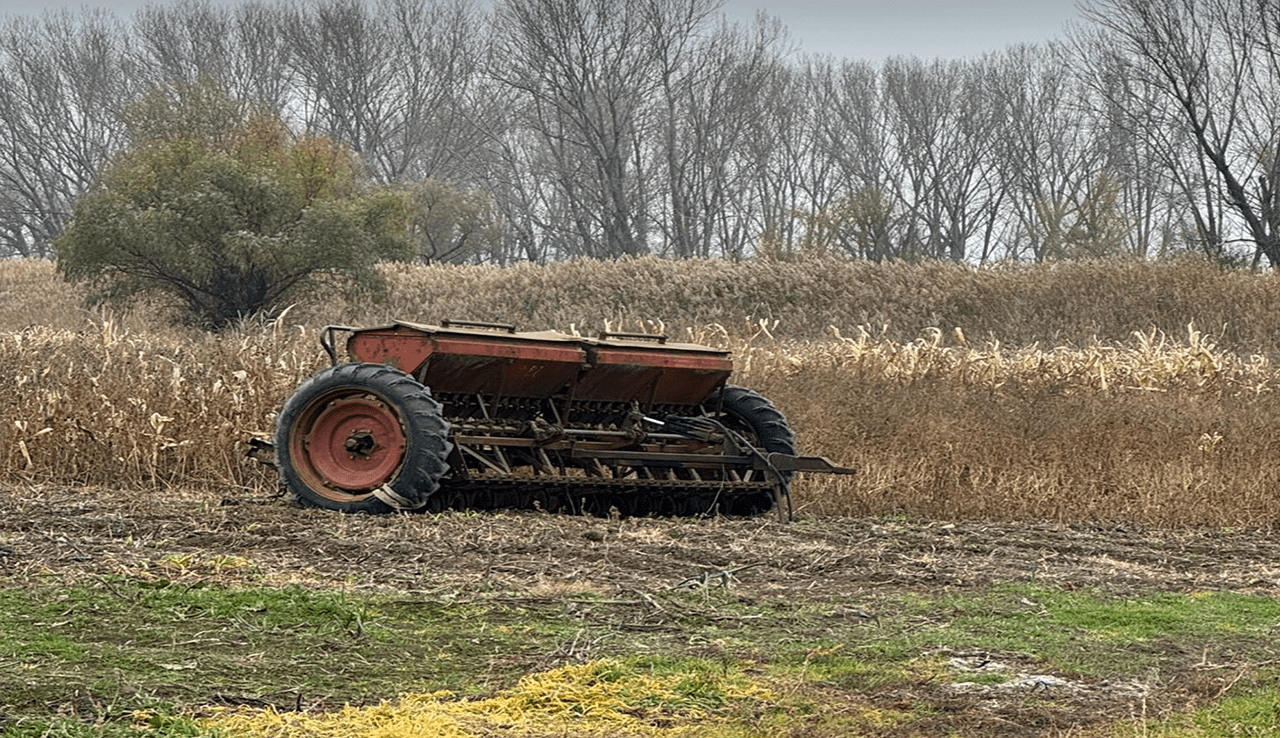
top-left (723, 0), bottom-right (1083, 60)
top-left (0, 0), bottom-right (1084, 61)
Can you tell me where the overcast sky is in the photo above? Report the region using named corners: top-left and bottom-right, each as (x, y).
top-left (0, 0), bottom-right (1085, 61)
top-left (723, 0), bottom-right (1082, 60)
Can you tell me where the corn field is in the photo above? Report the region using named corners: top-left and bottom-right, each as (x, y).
top-left (4, 256), bottom-right (1280, 527)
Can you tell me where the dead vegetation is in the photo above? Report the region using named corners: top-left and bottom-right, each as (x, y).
top-left (3, 257), bottom-right (1280, 526)
top-left (7, 254), bottom-right (1280, 736)
top-left (5, 483), bottom-right (1280, 736)
top-left (7, 484), bottom-right (1276, 599)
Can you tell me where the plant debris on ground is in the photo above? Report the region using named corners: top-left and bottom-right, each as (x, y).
top-left (3, 484), bottom-right (1280, 737)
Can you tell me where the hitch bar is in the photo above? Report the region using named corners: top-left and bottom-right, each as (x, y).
top-left (764, 453), bottom-right (855, 475)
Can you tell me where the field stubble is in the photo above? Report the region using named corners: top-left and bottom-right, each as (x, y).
top-left (4, 484), bottom-right (1280, 737)
top-left (3, 257), bottom-right (1280, 526)
top-left (6, 256), bottom-right (1280, 736)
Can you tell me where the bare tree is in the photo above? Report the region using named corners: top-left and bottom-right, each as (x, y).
top-left (285, 0), bottom-right (486, 183)
top-left (383, 0), bottom-right (491, 182)
top-left (745, 62), bottom-right (829, 260)
top-left (880, 56), bottom-right (1002, 262)
top-left (475, 115), bottom-right (563, 262)
top-left (1082, 43), bottom-right (1231, 259)
top-left (990, 44), bottom-right (1113, 261)
top-left (285, 0), bottom-right (395, 173)
top-left (489, 0), bottom-right (721, 258)
top-left (810, 58), bottom-right (899, 260)
top-left (1080, 0), bottom-right (1280, 266)
top-left (132, 0), bottom-right (294, 113)
top-left (0, 10), bottom-right (135, 257)
top-left (656, 13), bottom-right (790, 258)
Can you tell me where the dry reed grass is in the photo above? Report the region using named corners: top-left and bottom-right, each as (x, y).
top-left (0, 314), bottom-right (320, 491)
top-left (736, 325), bottom-right (1280, 526)
top-left (326, 255), bottom-right (1280, 353)
top-left (4, 257), bottom-right (1280, 527)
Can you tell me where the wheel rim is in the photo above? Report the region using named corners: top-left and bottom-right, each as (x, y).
top-left (291, 392), bottom-right (407, 500)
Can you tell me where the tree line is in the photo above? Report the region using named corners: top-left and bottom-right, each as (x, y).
top-left (2, 0), bottom-right (1279, 267)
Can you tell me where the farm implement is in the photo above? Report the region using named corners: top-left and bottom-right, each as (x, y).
top-left (250, 319), bottom-right (853, 518)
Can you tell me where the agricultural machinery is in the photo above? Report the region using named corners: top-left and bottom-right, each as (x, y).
top-left (250, 319), bottom-right (853, 518)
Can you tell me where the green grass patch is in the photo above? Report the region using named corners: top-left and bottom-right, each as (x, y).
top-left (3, 713), bottom-right (218, 738)
top-left (1108, 671), bottom-right (1280, 737)
top-left (4, 578), bottom-right (1280, 736)
top-left (855, 583), bottom-right (1280, 679)
top-left (0, 577), bottom-right (579, 724)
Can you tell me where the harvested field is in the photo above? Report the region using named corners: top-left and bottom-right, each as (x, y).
top-left (14, 485), bottom-right (1279, 599)
top-left (4, 483), bottom-right (1280, 737)
top-left (5, 256), bottom-right (1280, 524)
top-left (7, 256), bottom-right (1280, 735)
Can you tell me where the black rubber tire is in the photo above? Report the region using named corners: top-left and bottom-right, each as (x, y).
top-left (707, 385), bottom-right (797, 516)
top-left (275, 363), bottom-right (452, 514)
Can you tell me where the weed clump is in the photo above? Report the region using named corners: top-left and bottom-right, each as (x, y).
top-left (209, 659), bottom-right (771, 738)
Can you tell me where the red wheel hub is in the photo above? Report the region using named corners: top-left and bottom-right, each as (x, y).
top-left (297, 395), bottom-right (406, 491)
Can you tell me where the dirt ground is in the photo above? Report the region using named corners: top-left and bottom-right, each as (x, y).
top-left (4, 483), bottom-right (1280, 736)
top-left (5, 483), bottom-right (1278, 599)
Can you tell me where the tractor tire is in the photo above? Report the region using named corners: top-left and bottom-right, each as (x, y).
top-left (275, 363), bottom-right (452, 514)
top-left (707, 385), bottom-right (797, 516)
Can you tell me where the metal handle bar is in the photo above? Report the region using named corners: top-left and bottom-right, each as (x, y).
top-left (442, 319), bottom-right (517, 333)
top-left (598, 331), bottom-right (668, 344)
top-left (320, 325), bottom-right (359, 366)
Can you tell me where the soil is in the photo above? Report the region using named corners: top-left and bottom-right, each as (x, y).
top-left (3, 483), bottom-right (1279, 737)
